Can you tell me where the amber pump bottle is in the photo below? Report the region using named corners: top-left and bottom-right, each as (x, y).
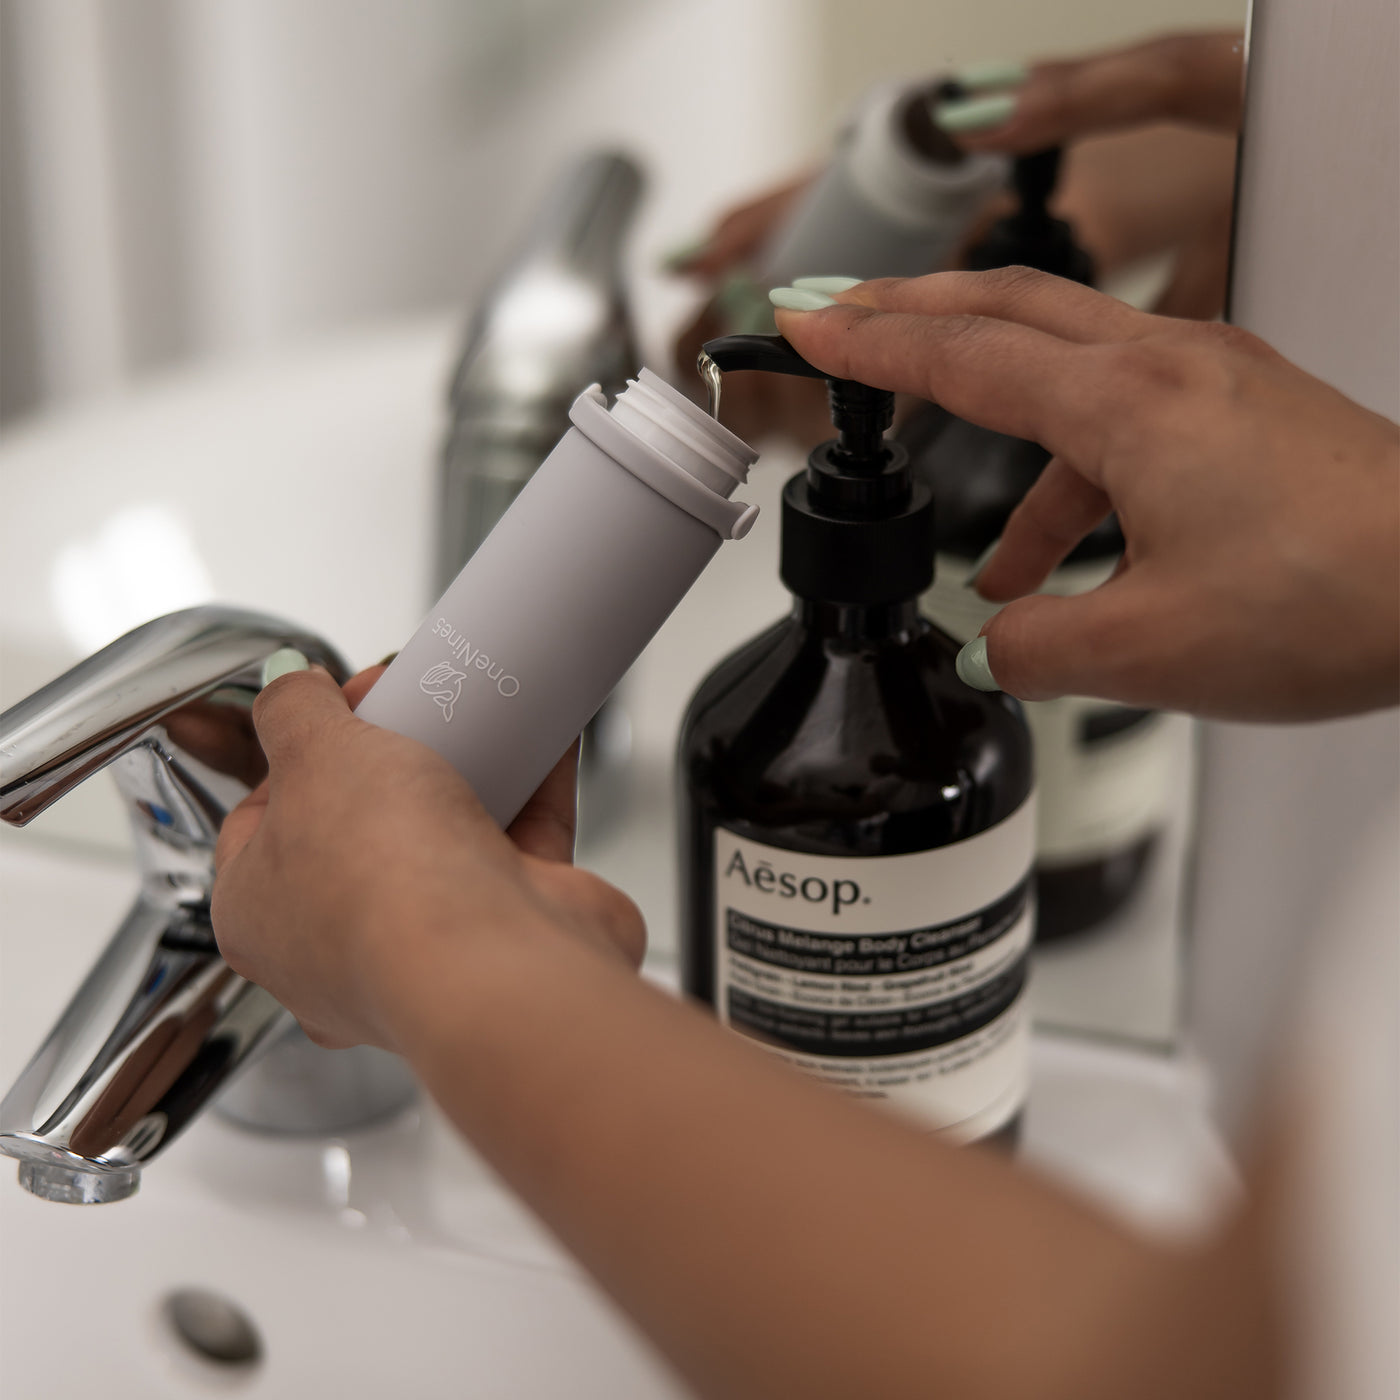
top-left (901, 148), bottom-right (1174, 942)
top-left (679, 335), bottom-right (1035, 1146)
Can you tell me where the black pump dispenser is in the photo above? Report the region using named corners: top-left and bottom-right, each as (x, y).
top-left (679, 336), bottom-right (1035, 1147)
top-left (702, 335), bottom-right (934, 603)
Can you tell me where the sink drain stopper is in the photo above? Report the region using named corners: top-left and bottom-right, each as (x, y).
top-left (162, 1288), bottom-right (263, 1367)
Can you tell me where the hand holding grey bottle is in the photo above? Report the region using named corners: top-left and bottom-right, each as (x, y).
top-left (357, 370), bottom-right (758, 828)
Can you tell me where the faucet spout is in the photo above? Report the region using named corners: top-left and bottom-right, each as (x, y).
top-left (0, 607), bottom-right (368, 1202)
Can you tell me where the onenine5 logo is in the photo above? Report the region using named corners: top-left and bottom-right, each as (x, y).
top-left (419, 618), bottom-right (521, 722)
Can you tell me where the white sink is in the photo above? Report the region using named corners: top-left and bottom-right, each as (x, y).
top-left (0, 836), bottom-right (684, 1396)
top-left (0, 832), bottom-right (1234, 1395)
top-left (0, 321), bottom-right (1236, 1395)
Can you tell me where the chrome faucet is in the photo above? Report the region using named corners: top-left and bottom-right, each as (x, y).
top-left (0, 606), bottom-right (414, 1204)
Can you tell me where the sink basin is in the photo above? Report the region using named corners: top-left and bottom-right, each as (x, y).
top-left (0, 835), bottom-right (683, 1396)
top-left (0, 833), bottom-right (1234, 1396)
top-left (0, 322), bottom-right (1236, 1395)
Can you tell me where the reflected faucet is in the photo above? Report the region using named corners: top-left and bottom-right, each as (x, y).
top-left (437, 150), bottom-right (644, 588)
top-left (0, 606), bottom-right (415, 1204)
top-left (437, 150), bottom-right (645, 831)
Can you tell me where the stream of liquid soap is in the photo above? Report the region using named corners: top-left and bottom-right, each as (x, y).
top-left (697, 351), bottom-right (722, 420)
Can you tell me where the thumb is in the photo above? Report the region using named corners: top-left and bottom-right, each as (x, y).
top-left (980, 578), bottom-right (1170, 705)
top-left (250, 666), bottom-right (356, 776)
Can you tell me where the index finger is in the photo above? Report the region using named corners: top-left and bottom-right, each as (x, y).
top-left (774, 302), bottom-right (1116, 471)
top-left (506, 740), bottom-right (580, 864)
top-left (250, 667), bottom-right (357, 778)
top-left (845, 268), bottom-right (1149, 345)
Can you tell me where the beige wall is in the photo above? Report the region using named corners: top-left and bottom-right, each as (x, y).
top-left (810, 0), bottom-right (1248, 140)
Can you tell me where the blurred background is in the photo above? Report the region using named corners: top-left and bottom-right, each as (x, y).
top-left (1, 0), bottom-right (1244, 425)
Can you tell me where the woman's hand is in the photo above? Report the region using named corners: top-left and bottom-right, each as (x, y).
top-left (208, 657), bottom-right (1282, 1400)
top-left (949, 31), bottom-right (1244, 320)
top-left (949, 31), bottom-right (1245, 155)
top-left (774, 269), bottom-right (1400, 721)
top-left (212, 664), bottom-right (644, 1051)
top-left (666, 173), bottom-right (814, 282)
top-left (208, 601), bottom-right (1292, 1400)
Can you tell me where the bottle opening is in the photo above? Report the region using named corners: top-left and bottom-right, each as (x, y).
top-left (610, 367), bottom-right (755, 495)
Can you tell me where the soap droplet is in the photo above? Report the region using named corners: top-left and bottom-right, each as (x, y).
top-left (696, 351), bottom-right (722, 421)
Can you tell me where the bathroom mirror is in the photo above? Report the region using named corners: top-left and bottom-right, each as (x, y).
top-left (0, 0), bottom-right (1248, 1057)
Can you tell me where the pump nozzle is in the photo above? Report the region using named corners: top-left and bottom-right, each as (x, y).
top-left (701, 334), bottom-right (896, 472)
top-left (698, 334), bottom-right (824, 381)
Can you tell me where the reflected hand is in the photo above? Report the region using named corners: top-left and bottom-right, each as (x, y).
top-left (953, 31), bottom-right (1245, 154)
top-left (666, 173), bottom-right (814, 282)
top-left (776, 270), bottom-right (1400, 721)
top-left (669, 172), bottom-right (834, 447)
top-left (212, 665), bottom-right (644, 1051)
top-left (952, 31), bottom-right (1245, 320)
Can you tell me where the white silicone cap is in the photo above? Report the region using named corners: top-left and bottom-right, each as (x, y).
top-left (607, 368), bottom-right (756, 494)
top-left (570, 369), bottom-right (760, 539)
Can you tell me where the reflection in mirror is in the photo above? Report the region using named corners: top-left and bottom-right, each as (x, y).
top-left (660, 8), bottom-right (1247, 1053)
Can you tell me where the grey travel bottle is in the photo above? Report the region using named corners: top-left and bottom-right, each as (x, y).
top-left (357, 369), bottom-right (759, 827)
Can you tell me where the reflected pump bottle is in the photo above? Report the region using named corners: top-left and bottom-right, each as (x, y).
top-left (679, 335), bottom-right (1035, 1146)
top-left (359, 370), bottom-right (759, 828)
top-left (759, 79), bottom-right (1009, 286)
top-left (901, 148), bottom-right (1175, 941)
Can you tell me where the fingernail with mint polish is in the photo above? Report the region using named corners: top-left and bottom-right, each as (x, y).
top-left (934, 92), bottom-right (1018, 135)
top-left (963, 538), bottom-right (1002, 591)
top-left (955, 637), bottom-right (1000, 692)
top-left (791, 276), bottom-right (864, 294)
top-left (769, 286), bottom-right (838, 312)
top-left (261, 647), bottom-right (310, 688)
top-left (954, 60), bottom-right (1029, 91)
